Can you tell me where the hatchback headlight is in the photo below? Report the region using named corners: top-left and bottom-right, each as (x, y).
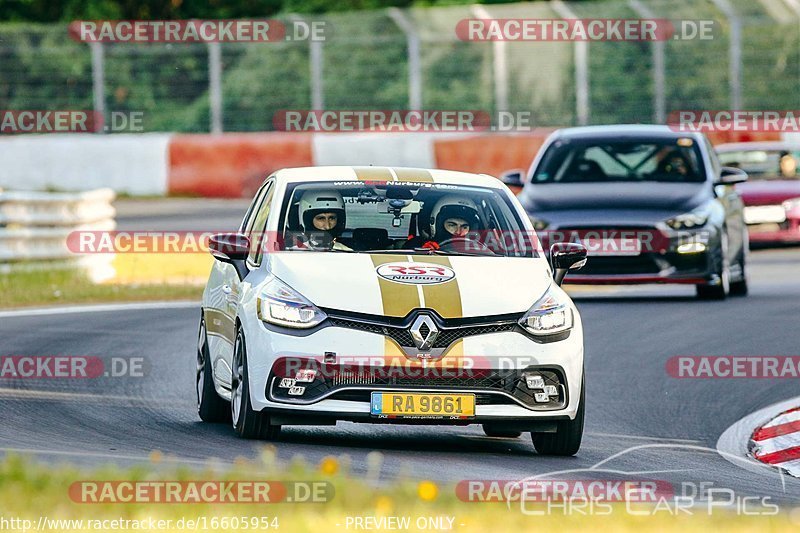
top-left (783, 197), bottom-right (800, 212)
top-left (665, 207), bottom-right (710, 230)
top-left (257, 276), bottom-right (327, 328)
top-left (519, 285), bottom-right (573, 336)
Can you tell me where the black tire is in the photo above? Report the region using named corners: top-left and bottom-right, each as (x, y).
top-left (696, 237), bottom-right (729, 300)
top-left (729, 246), bottom-right (748, 296)
top-left (231, 328), bottom-right (281, 440)
top-left (197, 318), bottom-right (230, 423)
top-left (532, 378), bottom-right (584, 456)
top-left (482, 425), bottom-right (522, 438)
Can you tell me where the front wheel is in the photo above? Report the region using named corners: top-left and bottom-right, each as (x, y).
top-left (696, 237), bottom-right (730, 300)
top-left (231, 329), bottom-right (281, 440)
top-left (197, 318), bottom-right (230, 423)
top-left (729, 245), bottom-right (748, 296)
top-left (532, 378), bottom-right (584, 456)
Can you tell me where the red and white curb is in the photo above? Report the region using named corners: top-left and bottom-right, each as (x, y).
top-left (751, 407), bottom-right (800, 477)
top-left (717, 396), bottom-right (800, 479)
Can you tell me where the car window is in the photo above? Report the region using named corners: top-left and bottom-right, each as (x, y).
top-left (533, 138), bottom-right (705, 183)
top-left (247, 180), bottom-right (275, 265)
top-left (277, 181), bottom-right (538, 257)
top-left (241, 180), bottom-right (271, 234)
top-left (717, 149), bottom-right (799, 180)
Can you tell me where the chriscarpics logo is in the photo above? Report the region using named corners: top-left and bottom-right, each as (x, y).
top-left (376, 263), bottom-right (455, 285)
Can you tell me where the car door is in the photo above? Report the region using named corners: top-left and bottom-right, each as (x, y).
top-left (205, 179), bottom-right (274, 389)
top-left (706, 137), bottom-right (746, 265)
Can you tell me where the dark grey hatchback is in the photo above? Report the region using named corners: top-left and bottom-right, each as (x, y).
top-left (502, 125), bottom-right (749, 299)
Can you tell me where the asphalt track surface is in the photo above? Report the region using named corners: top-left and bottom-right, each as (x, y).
top-left (2, 200), bottom-right (799, 504)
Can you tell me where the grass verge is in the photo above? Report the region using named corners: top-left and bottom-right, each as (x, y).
top-left (0, 454), bottom-right (795, 532)
top-left (0, 267), bottom-right (201, 309)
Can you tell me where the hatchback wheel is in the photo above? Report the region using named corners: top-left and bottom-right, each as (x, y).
top-left (231, 329), bottom-right (281, 440)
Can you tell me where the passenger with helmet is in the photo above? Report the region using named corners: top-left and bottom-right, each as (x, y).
top-left (292, 189), bottom-right (352, 251)
top-left (405, 195), bottom-right (482, 250)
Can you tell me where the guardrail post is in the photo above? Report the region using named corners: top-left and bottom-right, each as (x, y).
top-left (388, 8), bottom-right (423, 110)
top-left (208, 42), bottom-right (223, 134)
top-left (629, 0), bottom-right (666, 123)
top-left (552, 0), bottom-right (589, 125)
top-left (90, 42), bottom-right (106, 133)
top-left (310, 39), bottom-right (325, 110)
top-left (471, 5), bottom-right (508, 114)
top-left (711, 0), bottom-right (743, 110)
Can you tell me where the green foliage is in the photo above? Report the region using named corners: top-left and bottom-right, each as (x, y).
top-left (0, 1), bottom-right (797, 132)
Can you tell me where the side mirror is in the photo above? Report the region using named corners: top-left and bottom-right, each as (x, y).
top-left (499, 169), bottom-right (525, 188)
top-left (550, 242), bottom-right (587, 286)
top-left (209, 232), bottom-right (250, 280)
top-left (715, 166), bottom-right (748, 185)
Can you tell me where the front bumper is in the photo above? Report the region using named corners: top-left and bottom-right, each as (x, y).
top-left (547, 226), bottom-right (719, 285)
top-left (747, 219), bottom-right (800, 244)
top-left (239, 309), bottom-right (584, 425)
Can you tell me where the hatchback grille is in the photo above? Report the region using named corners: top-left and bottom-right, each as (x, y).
top-left (327, 317), bottom-right (517, 349)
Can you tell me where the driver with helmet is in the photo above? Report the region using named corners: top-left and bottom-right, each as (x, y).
top-left (292, 189), bottom-right (352, 251)
top-left (407, 195), bottom-right (482, 250)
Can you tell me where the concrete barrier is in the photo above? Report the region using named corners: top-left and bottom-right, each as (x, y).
top-left (0, 129), bottom-right (792, 198)
top-left (168, 133), bottom-right (313, 198)
top-left (433, 131), bottom-right (555, 177)
top-left (0, 134), bottom-right (171, 195)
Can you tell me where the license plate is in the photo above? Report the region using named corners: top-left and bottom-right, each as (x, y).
top-left (582, 237), bottom-right (641, 256)
top-left (744, 205), bottom-right (786, 224)
top-left (370, 392), bottom-right (475, 418)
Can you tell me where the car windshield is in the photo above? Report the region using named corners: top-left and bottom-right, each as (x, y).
top-left (532, 137), bottom-right (705, 183)
top-left (717, 149), bottom-right (799, 180)
top-left (277, 181), bottom-right (538, 257)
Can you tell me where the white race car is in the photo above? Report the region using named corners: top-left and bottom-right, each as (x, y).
top-left (198, 166), bottom-right (588, 455)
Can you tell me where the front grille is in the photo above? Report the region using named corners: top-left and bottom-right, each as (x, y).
top-left (327, 317), bottom-right (517, 349)
top-left (268, 365), bottom-right (566, 410)
top-left (578, 255), bottom-right (661, 275)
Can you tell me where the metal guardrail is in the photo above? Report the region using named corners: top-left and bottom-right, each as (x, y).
top-left (0, 188), bottom-right (116, 280)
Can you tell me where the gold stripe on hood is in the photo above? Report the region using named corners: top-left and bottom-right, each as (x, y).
top-left (370, 254), bottom-right (421, 317)
top-left (354, 167), bottom-right (394, 182)
top-left (393, 168), bottom-right (434, 183)
top-left (415, 256), bottom-right (463, 319)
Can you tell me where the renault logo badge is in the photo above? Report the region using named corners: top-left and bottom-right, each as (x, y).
top-left (409, 315), bottom-right (439, 350)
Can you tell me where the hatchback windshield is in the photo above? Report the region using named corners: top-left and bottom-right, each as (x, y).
top-left (717, 149), bottom-right (799, 180)
top-left (533, 138), bottom-right (705, 183)
top-left (276, 181), bottom-right (538, 257)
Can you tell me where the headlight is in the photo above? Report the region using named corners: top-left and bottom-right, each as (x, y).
top-left (783, 197), bottom-right (800, 212)
top-left (519, 285), bottom-right (573, 336)
top-left (664, 205), bottom-right (710, 230)
top-left (257, 276), bottom-right (327, 329)
top-left (529, 216), bottom-right (549, 231)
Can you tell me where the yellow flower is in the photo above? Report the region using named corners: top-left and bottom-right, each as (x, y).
top-left (320, 456), bottom-right (339, 475)
top-left (375, 495), bottom-right (394, 514)
top-left (418, 480), bottom-right (438, 501)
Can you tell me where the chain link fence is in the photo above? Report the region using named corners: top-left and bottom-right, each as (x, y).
top-left (0, 0), bottom-right (798, 133)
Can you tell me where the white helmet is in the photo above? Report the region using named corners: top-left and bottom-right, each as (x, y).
top-left (298, 189), bottom-right (346, 234)
top-left (428, 195), bottom-right (481, 239)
